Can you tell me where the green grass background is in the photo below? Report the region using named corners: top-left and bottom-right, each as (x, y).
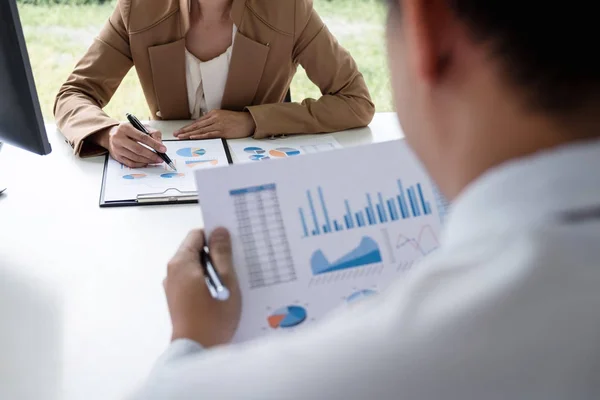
top-left (17, 0), bottom-right (392, 122)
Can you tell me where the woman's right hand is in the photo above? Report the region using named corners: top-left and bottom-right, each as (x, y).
top-left (93, 123), bottom-right (166, 168)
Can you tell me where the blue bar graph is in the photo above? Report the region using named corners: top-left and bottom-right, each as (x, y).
top-left (333, 220), bottom-right (343, 232)
top-left (413, 189), bottom-right (421, 216)
top-left (300, 179), bottom-right (434, 237)
top-left (413, 188), bottom-right (421, 216)
top-left (355, 211), bottom-right (365, 227)
top-left (378, 193), bottom-right (387, 223)
top-left (417, 183), bottom-right (432, 216)
top-left (397, 195), bottom-right (406, 219)
top-left (366, 195), bottom-right (376, 225)
top-left (407, 188), bottom-right (418, 217)
top-left (307, 190), bottom-right (320, 236)
top-left (318, 187), bottom-right (332, 234)
top-left (299, 208), bottom-right (308, 237)
top-left (410, 188), bottom-right (421, 217)
top-left (397, 181), bottom-right (409, 218)
top-left (345, 200), bottom-right (354, 229)
top-left (387, 199), bottom-right (397, 221)
top-left (364, 207), bottom-right (373, 225)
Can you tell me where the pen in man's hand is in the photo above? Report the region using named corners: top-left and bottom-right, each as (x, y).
top-left (201, 245), bottom-right (230, 301)
top-left (126, 113), bottom-right (177, 171)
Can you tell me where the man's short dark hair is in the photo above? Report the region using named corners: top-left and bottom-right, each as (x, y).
top-left (389, 1), bottom-right (600, 116)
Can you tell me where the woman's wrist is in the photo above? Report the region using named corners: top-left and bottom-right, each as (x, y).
top-left (88, 127), bottom-right (114, 150)
top-left (243, 111), bottom-right (257, 136)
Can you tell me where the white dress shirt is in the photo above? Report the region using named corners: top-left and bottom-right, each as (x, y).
top-left (130, 138), bottom-right (600, 399)
top-left (185, 25), bottom-right (236, 119)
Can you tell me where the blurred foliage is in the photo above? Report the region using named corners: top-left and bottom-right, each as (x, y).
top-left (17, 0), bottom-right (110, 5)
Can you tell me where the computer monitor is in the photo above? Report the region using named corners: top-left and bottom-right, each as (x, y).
top-left (0, 0), bottom-right (51, 156)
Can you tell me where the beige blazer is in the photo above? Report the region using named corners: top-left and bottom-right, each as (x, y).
top-left (54, 0), bottom-right (376, 157)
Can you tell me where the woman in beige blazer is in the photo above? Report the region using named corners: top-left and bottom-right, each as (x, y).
top-left (54, 0), bottom-right (375, 167)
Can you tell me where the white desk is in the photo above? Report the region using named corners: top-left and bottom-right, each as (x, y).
top-left (0, 112), bottom-right (403, 400)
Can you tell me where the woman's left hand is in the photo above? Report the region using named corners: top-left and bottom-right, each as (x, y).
top-left (174, 110), bottom-right (256, 140)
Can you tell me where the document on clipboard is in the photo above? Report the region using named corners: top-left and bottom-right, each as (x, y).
top-left (99, 138), bottom-right (232, 207)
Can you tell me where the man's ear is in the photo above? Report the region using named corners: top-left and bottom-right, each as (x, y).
top-left (403, 0), bottom-right (455, 84)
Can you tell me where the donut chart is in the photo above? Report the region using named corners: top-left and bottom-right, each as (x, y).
top-left (177, 147), bottom-right (206, 157)
top-left (269, 147), bottom-right (301, 158)
top-left (244, 146), bottom-right (266, 154)
top-left (267, 306), bottom-right (307, 329)
top-left (160, 173), bottom-right (185, 179)
top-left (122, 174), bottom-right (146, 180)
top-left (346, 289), bottom-right (378, 303)
top-left (249, 154), bottom-right (270, 161)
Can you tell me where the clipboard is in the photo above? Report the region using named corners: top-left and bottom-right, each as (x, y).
top-left (99, 138), bottom-right (233, 207)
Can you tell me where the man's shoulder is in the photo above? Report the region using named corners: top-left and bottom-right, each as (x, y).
top-left (424, 220), bottom-right (600, 284)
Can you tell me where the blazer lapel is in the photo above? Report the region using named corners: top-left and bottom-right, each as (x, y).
top-left (148, 39), bottom-right (190, 120)
top-left (179, 0), bottom-right (190, 35)
top-left (221, 30), bottom-right (270, 111)
top-left (151, 0), bottom-right (261, 116)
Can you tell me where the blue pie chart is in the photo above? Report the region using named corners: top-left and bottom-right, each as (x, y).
top-left (177, 147), bottom-right (206, 157)
top-left (269, 147), bottom-right (301, 157)
top-left (244, 146), bottom-right (265, 154)
top-left (346, 289), bottom-right (378, 303)
top-left (267, 306), bottom-right (307, 329)
top-left (249, 154), bottom-right (269, 161)
top-left (160, 173), bottom-right (184, 179)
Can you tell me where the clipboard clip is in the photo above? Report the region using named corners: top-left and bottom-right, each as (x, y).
top-left (136, 188), bottom-right (198, 203)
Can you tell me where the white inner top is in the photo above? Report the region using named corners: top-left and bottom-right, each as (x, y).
top-left (185, 24), bottom-right (237, 119)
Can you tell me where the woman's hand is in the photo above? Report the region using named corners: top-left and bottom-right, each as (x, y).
top-left (164, 228), bottom-right (242, 347)
top-left (174, 110), bottom-right (256, 140)
top-left (93, 123), bottom-right (165, 168)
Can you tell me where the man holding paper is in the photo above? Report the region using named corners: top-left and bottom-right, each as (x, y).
top-left (131, 0), bottom-right (600, 398)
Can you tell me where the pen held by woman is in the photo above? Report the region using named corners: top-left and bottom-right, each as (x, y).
top-left (88, 122), bottom-right (167, 169)
top-left (126, 113), bottom-right (177, 171)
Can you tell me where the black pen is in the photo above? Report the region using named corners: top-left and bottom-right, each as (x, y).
top-left (126, 113), bottom-right (177, 171)
top-left (201, 245), bottom-right (230, 301)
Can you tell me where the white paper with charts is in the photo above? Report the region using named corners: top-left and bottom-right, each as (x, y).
top-left (195, 140), bottom-right (449, 342)
top-left (226, 134), bottom-right (342, 164)
top-left (101, 139), bottom-right (230, 203)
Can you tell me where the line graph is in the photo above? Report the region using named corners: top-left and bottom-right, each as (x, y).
top-left (381, 224), bottom-right (440, 272)
top-left (395, 224), bottom-right (440, 257)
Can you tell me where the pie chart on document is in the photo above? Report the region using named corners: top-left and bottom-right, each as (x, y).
top-left (267, 305), bottom-right (307, 329)
top-left (269, 147), bottom-right (301, 158)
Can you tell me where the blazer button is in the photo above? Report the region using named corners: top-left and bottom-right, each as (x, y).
top-left (156, 111), bottom-right (162, 118)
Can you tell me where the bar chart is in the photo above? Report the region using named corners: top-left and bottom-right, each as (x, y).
top-left (298, 179), bottom-right (435, 238)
